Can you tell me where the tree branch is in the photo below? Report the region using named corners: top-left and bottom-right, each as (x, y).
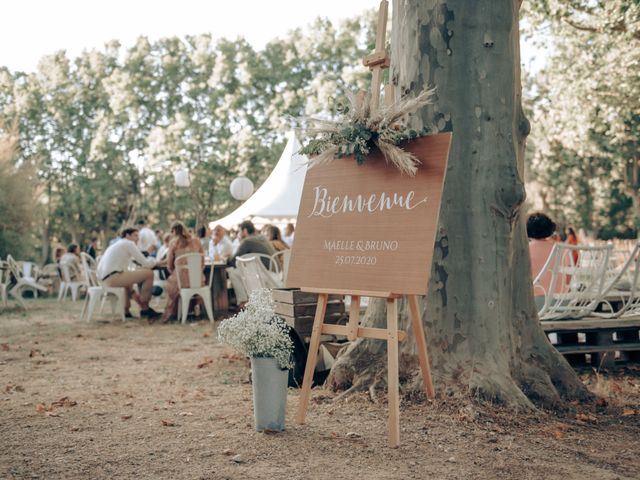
top-left (563, 17), bottom-right (640, 40)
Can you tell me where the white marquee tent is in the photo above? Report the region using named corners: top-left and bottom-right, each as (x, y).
top-left (210, 132), bottom-right (308, 230)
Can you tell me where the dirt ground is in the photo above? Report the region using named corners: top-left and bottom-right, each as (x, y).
top-left (1, 298), bottom-right (639, 480)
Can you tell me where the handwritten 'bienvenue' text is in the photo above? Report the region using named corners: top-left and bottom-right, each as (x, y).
top-left (307, 186), bottom-right (428, 218)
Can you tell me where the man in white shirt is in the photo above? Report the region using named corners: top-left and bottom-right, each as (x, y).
top-left (208, 225), bottom-right (234, 262)
top-left (97, 227), bottom-right (160, 318)
top-left (137, 219), bottom-right (157, 256)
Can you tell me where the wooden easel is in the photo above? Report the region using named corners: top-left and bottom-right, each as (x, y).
top-left (295, 0), bottom-right (436, 448)
top-left (295, 288), bottom-right (434, 448)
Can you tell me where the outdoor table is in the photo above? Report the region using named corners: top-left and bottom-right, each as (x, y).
top-left (204, 262), bottom-right (229, 317)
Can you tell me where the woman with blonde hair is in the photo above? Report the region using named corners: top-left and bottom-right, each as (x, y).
top-left (160, 221), bottom-right (205, 322)
top-left (265, 224), bottom-right (289, 270)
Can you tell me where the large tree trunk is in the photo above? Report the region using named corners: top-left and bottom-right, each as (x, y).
top-left (328, 0), bottom-right (591, 409)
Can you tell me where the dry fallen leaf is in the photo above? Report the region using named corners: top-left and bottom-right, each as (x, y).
top-left (161, 419), bottom-right (176, 427)
top-left (221, 353), bottom-right (247, 363)
top-left (622, 408), bottom-right (638, 416)
top-left (121, 415), bottom-right (133, 420)
top-left (5, 384), bottom-right (25, 393)
top-left (29, 349), bottom-right (42, 358)
top-left (611, 383), bottom-right (623, 393)
top-left (576, 413), bottom-right (597, 423)
top-left (552, 429), bottom-right (565, 439)
top-left (202, 332), bottom-right (210, 338)
top-left (35, 403), bottom-right (47, 413)
top-left (197, 357), bottom-right (214, 369)
top-left (52, 397), bottom-right (77, 408)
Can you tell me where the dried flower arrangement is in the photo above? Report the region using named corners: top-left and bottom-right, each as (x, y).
top-left (299, 88), bottom-right (435, 176)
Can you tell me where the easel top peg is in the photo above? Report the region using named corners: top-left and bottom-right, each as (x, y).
top-left (363, 0), bottom-right (390, 70)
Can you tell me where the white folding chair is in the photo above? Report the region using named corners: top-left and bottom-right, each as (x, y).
top-left (175, 252), bottom-right (214, 324)
top-left (6, 255), bottom-right (47, 308)
top-left (595, 241), bottom-right (640, 318)
top-left (535, 244), bottom-right (613, 320)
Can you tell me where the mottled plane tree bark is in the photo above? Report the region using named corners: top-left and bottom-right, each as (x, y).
top-left (328, 0), bottom-right (590, 409)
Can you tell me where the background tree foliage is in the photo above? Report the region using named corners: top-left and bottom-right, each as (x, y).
top-left (0, 15), bottom-right (375, 261)
top-left (0, 122), bottom-right (37, 259)
top-left (523, 0), bottom-right (639, 238)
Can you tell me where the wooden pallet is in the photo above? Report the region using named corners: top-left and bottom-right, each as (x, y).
top-left (272, 288), bottom-right (347, 338)
top-left (541, 316), bottom-right (640, 367)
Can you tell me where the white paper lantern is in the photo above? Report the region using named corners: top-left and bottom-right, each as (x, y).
top-left (230, 176), bottom-right (254, 201)
top-left (174, 168), bottom-right (191, 187)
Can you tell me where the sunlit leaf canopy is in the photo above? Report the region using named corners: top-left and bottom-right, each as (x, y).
top-left (523, 0), bottom-right (639, 239)
top-left (0, 14), bottom-right (376, 258)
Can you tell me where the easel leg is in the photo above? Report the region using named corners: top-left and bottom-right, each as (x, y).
top-left (387, 297), bottom-right (400, 448)
top-left (408, 295), bottom-right (435, 399)
top-left (347, 295), bottom-right (360, 341)
top-left (296, 293), bottom-right (329, 424)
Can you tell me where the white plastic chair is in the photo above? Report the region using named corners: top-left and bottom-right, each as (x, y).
top-left (80, 252), bottom-right (97, 272)
top-left (18, 261), bottom-right (41, 298)
top-left (236, 254), bottom-right (283, 294)
top-left (6, 255), bottom-right (47, 308)
top-left (175, 253), bottom-right (214, 324)
top-left (534, 244), bottom-right (613, 320)
top-left (58, 263), bottom-right (85, 301)
top-left (78, 253), bottom-right (127, 322)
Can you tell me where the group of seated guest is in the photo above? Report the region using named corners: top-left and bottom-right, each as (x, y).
top-left (96, 221), bottom-right (205, 322)
top-left (74, 217), bottom-right (295, 321)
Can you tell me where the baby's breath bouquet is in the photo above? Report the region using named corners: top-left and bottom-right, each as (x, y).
top-left (217, 289), bottom-right (294, 370)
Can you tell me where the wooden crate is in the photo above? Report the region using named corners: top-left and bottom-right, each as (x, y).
top-left (271, 288), bottom-right (343, 304)
top-left (541, 317), bottom-right (640, 367)
top-left (272, 288), bottom-right (347, 338)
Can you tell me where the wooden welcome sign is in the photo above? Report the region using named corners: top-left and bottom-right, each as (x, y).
top-left (287, 133), bottom-right (451, 449)
top-left (287, 133), bottom-right (451, 294)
